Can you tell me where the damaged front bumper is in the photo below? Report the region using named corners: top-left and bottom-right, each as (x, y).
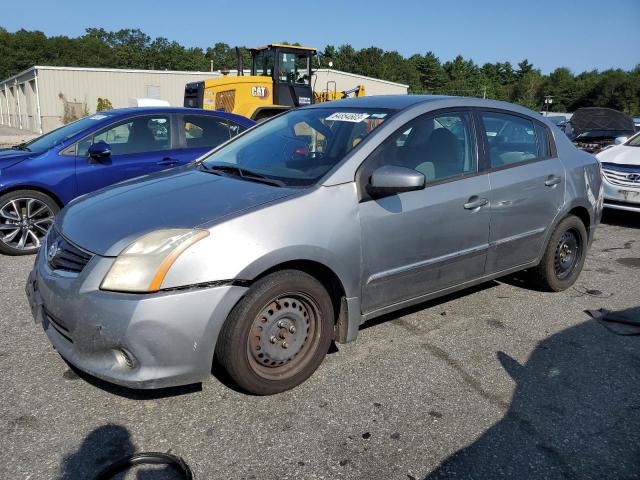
top-left (26, 247), bottom-right (248, 389)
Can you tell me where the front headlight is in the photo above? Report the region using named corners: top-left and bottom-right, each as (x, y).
top-left (101, 229), bottom-right (209, 293)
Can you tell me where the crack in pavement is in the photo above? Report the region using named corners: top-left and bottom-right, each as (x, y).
top-left (421, 341), bottom-right (510, 410)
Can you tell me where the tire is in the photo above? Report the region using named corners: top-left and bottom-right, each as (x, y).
top-left (215, 270), bottom-right (334, 395)
top-left (529, 214), bottom-right (588, 292)
top-left (0, 190), bottom-right (59, 256)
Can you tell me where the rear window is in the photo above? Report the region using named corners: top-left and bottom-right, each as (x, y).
top-left (183, 115), bottom-right (245, 149)
top-left (480, 112), bottom-right (538, 167)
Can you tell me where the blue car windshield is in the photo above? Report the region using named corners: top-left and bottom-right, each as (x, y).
top-left (24, 114), bottom-right (115, 153)
top-left (200, 108), bottom-right (393, 187)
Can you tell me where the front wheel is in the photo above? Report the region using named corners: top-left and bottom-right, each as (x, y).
top-left (215, 270), bottom-right (334, 395)
top-left (0, 190), bottom-right (59, 255)
top-left (529, 215), bottom-right (588, 292)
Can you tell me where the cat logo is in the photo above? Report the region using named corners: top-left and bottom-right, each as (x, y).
top-left (251, 86), bottom-right (269, 99)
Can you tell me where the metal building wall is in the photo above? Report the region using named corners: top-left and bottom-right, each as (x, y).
top-left (36, 67), bottom-right (220, 132)
top-left (0, 68), bottom-right (38, 131)
top-left (1, 66), bottom-right (409, 134)
top-left (312, 69), bottom-right (408, 97)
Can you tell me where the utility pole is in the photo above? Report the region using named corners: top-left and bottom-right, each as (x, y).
top-left (544, 95), bottom-right (553, 116)
top-left (210, 60), bottom-right (214, 73)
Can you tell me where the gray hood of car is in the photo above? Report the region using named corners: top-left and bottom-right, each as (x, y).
top-left (57, 167), bottom-right (299, 256)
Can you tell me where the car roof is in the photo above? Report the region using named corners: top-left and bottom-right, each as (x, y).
top-left (304, 95), bottom-right (454, 111)
top-left (101, 107), bottom-right (254, 126)
top-left (303, 95), bottom-right (544, 118)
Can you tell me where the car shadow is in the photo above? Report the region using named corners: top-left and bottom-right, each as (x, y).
top-left (359, 280), bottom-right (500, 331)
top-left (65, 362), bottom-right (202, 400)
top-left (423, 307), bottom-right (640, 479)
top-left (601, 209), bottom-right (640, 229)
top-left (57, 423), bottom-right (186, 479)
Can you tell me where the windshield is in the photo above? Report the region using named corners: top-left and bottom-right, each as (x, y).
top-left (200, 108), bottom-right (393, 186)
top-left (626, 132), bottom-right (640, 146)
top-left (253, 50), bottom-right (274, 77)
top-left (22, 114), bottom-right (114, 153)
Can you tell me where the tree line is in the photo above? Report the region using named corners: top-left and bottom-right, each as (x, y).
top-left (1, 27), bottom-right (638, 115)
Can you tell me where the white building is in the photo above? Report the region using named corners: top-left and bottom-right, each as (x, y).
top-left (0, 66), bottom-right (408, 134)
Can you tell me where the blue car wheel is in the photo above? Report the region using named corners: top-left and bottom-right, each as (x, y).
top-left (0, 190), bottom-right (58, 255)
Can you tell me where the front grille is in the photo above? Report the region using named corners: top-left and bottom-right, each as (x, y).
top-left (47, 228), bottom-right (93, 273)
top-left (216, 90), bottom-right (235, 112)
top-left (602, 168), bottom-right (640, 188)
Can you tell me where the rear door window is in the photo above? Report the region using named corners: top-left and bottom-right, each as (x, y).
top-left (480, 112), bottom-right (538, 167)
top-left (182, 115), bottom-right (245, 149)
top-left (535, 123), bottom-right (553, 158)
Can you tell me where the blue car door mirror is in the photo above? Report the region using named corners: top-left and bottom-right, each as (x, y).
top-left (88, 141), bottom-right (111, 161)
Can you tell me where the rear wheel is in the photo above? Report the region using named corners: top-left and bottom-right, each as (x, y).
top-left (216, 270), bottom-right (334, 395)
top-left (529, 215), bottom-right (587, 291)
top-left (0, 190), bottom-right (58, 255)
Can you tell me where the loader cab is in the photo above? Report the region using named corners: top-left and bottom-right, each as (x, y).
top-left (250, 44), bottom-right (315, 108)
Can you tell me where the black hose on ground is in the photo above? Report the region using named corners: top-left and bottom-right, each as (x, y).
top-left (94, 451), bottom-right (193, 479)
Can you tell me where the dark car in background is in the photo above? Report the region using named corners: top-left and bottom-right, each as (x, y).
top-left (565, 107), bottom-right (635, 153)
top-left (0, 107), bottom-right (253, 255)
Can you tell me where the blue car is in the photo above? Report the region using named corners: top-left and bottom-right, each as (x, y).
top-left (0, 107), bottom-right (254, 255)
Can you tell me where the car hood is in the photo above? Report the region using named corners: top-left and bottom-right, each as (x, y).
top-left (57, 167), bottom-right (300, 256)
top-left (0, 148), bottom-right (34, 169)
top-left (596, 145), bottom-right (640, 166)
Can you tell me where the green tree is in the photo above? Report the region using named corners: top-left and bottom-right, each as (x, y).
top-left (0, 28), bottom-right (638, 116)
top-left (96, 97), bottom-right (113, 111)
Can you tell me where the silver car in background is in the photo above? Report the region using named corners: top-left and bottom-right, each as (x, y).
top-left (26, 96), bottom-right (603, 395)
top-left (596, 132), bottom-right (640, 212)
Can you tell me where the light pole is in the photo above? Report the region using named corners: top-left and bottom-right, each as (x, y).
top-left (544, 95), bottom-right (553, 116)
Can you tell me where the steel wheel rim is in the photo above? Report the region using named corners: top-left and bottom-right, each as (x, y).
top-left (554, 228), bottom-right (581, 281)
top-left (247, 292), bottom-right (321, 380)
top-left (0, 197), bottom-right (54, 251)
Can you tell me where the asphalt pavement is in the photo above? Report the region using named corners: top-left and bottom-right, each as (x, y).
top-left (1, 210), bottom-right (639, 479)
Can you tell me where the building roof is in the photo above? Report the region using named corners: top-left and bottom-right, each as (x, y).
top-left (312, 69), bottom-right (409, 88)
top-left (0, 65), bottom-right (219, 85)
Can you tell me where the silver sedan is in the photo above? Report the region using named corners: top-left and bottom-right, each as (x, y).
top-left (26, 96), bottom-right (603, 395)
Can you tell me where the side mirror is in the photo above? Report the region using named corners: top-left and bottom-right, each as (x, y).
top-left (613, 136), bottom-right (629, 145)
top-left (368, 165), bottom-right (425, 198)
top-left (88, 141), bottom-right (111, 161)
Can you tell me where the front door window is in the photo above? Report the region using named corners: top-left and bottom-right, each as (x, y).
top-left (78, 116), bottom-right (171, 156)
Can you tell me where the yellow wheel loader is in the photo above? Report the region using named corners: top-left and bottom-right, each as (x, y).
top-left (184, 44), bottom-right (365, 121)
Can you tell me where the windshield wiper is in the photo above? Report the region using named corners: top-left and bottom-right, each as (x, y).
top-left (199, 164), bottom-right (285, 187)
top-left (11, 143), bottom-right (31, 151)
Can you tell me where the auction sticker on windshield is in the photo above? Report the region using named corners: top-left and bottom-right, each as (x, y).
top-left (326, 112), bottom-right (370, 122)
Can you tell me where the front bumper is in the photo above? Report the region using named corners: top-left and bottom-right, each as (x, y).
top-left (26, 247), bottom-right (248, 389)
top-left (602, 179), bottom-right (640, 213)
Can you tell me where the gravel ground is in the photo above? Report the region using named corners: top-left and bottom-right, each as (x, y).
top-left (1, 210), bottom-right (639, 480)
top-left (0, 125), bottom-right (38, 147)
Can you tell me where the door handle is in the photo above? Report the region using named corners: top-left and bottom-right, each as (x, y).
top-left (545, 175), bottom-right (562, 187)
top-left (464, 197), bottom-right (489, 210)
top-left (157, 157), bottom-right (179, 166)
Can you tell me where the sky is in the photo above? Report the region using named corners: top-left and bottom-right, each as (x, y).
top-left (3, 0), bottom-right (639, 74)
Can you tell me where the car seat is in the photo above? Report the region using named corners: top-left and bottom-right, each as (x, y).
top-left (128, 121), bottom-right (158, 151)
top-left (422, 128), bottom-right (463, 179)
